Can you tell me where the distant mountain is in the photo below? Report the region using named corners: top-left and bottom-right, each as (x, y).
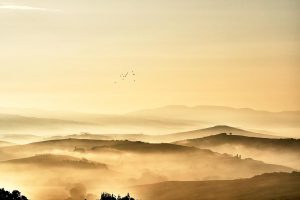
top-left (0, 114), bottom-right (93, 128)
top-left (131, 172), bottom-right (300, 200)
top-left (130, 105), bottom-right (300, 121)
top-left (0, 113), bottom-right (96, 140)
top-left (45, 125), bottom-right (277, 143)
top-left (2, 105), bottom-right (299, 136)
top-left (1, 154), bottom-right (107, 169)
top-left (129, 105), bottom-right (300, 137)
top-left (0, 111), bottom-right (199, 135)
top-left (175, 133), bottom-right (300, 169)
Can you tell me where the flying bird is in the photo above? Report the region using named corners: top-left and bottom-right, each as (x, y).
top-left (114, 69), bottom-right (136, 84)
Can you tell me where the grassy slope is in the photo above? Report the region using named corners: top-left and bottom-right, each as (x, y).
top-left (132, 172), bottom-right (300, 200)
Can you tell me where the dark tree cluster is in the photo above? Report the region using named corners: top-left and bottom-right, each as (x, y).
top-left (100, 193), bottom-right (135, 200)
top-left (0, 188), bottom-right (28, 200)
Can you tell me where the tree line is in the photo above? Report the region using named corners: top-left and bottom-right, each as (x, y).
top-left (0, 188), bottom-right (136, 200)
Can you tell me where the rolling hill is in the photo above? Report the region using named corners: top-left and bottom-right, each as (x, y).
top-left (162, 125), bottom-right (277, 142)
top-left (0, 139), bottom-right (293, 180)
top-left (90, 141), bottom-right (198, 153)
top-left (0, 154), bottom-right (107, 169)
top-left (131, 172), bottom-right (300, 200)
top-left (0, 138), bottom-right (200, 158)
top-left (175, 133), bottom-right (300, 169)
top-left (45, 125), bottom-right (277, 143)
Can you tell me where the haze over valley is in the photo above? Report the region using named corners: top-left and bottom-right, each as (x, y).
top-left (0, 106), bottom-right (300, 199)
top-left (1, 0), bottom-right (299, 199)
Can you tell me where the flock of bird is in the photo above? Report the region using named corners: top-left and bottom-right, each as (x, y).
top-left (114, 70), bottom-right (136, 84)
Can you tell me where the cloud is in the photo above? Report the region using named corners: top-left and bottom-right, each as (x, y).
top-left (0, 4), bottom-right (61, 12)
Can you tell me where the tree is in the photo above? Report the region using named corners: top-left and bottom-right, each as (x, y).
top-left (118, 193), bottom-right (135, 200)
top-left (100, 192), bottom-right (135, 200)
top-left (0, 188), bottom-right (29, 200)
top-left (100, 193), bottom-right (117, 200)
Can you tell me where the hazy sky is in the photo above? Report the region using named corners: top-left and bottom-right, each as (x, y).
top-left (0, 0), bottom-right (299, 113)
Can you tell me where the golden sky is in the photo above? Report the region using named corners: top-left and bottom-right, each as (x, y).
top-left (0, 0), bottom-right (299, 113)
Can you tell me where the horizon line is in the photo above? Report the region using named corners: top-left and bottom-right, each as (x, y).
top-left (1, 104), bottom-right (299, 115)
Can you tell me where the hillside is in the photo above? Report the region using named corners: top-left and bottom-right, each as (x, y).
top-left (45, 125), bottom-right (276, 143)
top-left (131, 172), bottom-right (300, 200)
top-left (0, 139), bottom-right (293, 180)
top-left (176, 133), bottom-right (300, 151)
top-left (163, 125), bottom-right (277, 142)
top-left (0, 139), bottom-right (201, 158)
top-left (90, 141), bottom-right (198, 153)
top-left (175, 133), bottom-right (300, 169)
top-left (1, 154), bottom-right (107, 169)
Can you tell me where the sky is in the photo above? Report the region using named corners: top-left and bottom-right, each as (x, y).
top-left (0, 0), bottom-right (299, 113)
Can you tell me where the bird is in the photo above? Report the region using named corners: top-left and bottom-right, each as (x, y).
top-left (115, 69), bottom-right (136, 85)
